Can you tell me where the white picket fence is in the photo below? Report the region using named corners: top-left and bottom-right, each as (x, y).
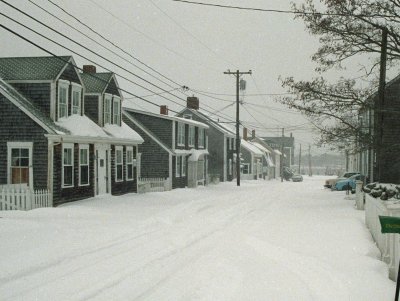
top-left (365, 194), bottom-right (400, 281)
top-left (0, 185), bottom-right (52, 211)
top-left (138, 178), bottom-right (171, 193)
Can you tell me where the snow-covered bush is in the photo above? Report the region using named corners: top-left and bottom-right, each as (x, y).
top-left (363, 182), bottom-right (400, 201)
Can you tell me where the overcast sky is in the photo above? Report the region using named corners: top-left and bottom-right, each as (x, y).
top-left (0, 0), bottom-right (365, 155)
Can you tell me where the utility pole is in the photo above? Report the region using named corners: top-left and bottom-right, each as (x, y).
top-left (224, 69), bottom-right (252, 186)
top-left (281, 128), bottom-right (284, 182)
top-left (376, 27), bottom-right (388, 182)
top-left (298, 144), bottom-right (302, 174)
top-left (308, 144), bottom-right (312, 177)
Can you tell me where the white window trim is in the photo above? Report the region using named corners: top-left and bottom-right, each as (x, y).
top-left (188, 125), bottom-right (195, 147)
top-left (198, 128), bottom-right (204, 148)
top-left (177, 123), bottom-right (185, 146)
top-left (242, 163), bottom-right (250, 175)
top-left (58, 80), bottom-right (69, 120)
top-left (126, 146), bottom-right (134, 181)
top-left (104, 94), bottom-right (112, 125)
top-left (79, 144), bottom-right (89, 186)
top-left (62, 143), bottom-right (74, 188)
top-left (7, 142), bottom-right (33, 188)
top-left (71, 83), bottom-right (82, 115)
top-left (113, 96), bottom-right (121, 126)
top-left (176, 156), bottom-right (181, 177)
top-left (115, 146), bottom-right (123, 182)
top-left (182, 156), bottom-right (186, 177)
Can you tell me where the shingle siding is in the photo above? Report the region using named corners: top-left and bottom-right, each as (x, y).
top-left (123, 115), bottom-right (170, 179)
top-left (53, 143), bottom-right (95, 206)
top-left (105, 78), bottom-right (120, 97)
top-left (59, 63), bottom-right (81, 84)
top-left (0, 94), bottom-right (48, 189)
top-left (10, 83), bottom-right (51, 117)
top-left (84, 95), bottom-right (100, 125)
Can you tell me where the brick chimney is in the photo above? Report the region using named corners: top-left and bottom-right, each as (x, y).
top-left (83, 65), bottom-right (96, 73)
top-left (187, 96), bottom-right (199, 110)
top-left (243, 128), bottom-right (248, 141)
top-left (252, 129), bottom-right (255, 139)
top-left (160, 105), bottom-right (168, 115)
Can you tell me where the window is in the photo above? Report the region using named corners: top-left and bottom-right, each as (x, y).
top-left (79, 145), bottom-right (89, 186)
top-left (126, 147), bottom-right (134, 181)
top-left (63, 143), bottom-right (74, 187)
top-left (71, 84), bottom-right (81, 115)
top-left (115, 146), bottom-right (123, 182)
top-left (177, 123), bottom-right (185, 146)
top-left (198, 128), bottom-right (204, 148)
top-left (10, 148), bottom-right (29, 184)
top-left (242, 163), bottom-right (249, 174)
top-left (182, 156), bottom-right (186, 177)
top-left (58, 81), bottom-right (69, 119)
top-left (188, 126), bottom-right (195, 147)
top-left (104, 95), bottom-right (112, 125)
top-left (113, 97), bottom-right (121, 125)
top-left (176, 156), bottom-right (181, 177)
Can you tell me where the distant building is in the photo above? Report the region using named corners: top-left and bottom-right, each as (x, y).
top-left (261, 134), bottom-right (295, 168)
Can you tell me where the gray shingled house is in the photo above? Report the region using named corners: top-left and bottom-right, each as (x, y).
top-left (123, 106), bottom-right (209, 189)
top-left (0, 56), bottom-right (143, 207)
top-left (177, 97), bottom-right (237, 183)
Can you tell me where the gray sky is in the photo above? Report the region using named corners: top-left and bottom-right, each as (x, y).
top-left (0, 0), bottom-right (358, 154)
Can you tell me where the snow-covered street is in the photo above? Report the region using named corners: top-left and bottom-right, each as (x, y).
top-left (0, 176), bottom-right (395, 300)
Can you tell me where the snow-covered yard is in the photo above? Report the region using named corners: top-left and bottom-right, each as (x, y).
top-left (0, 176), bottom-right (395, 300)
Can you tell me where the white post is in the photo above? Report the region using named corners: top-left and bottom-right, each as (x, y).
top-left (355, 180), bottom-right (364, 210)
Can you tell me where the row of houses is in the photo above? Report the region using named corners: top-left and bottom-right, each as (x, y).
top-left (0, 55), bottom-right (285, 208)
top-left (348, 74), bottom-right (400, 184)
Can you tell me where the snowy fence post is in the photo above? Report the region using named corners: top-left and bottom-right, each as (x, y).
top-left (355, 180), bottom-right (364, 210)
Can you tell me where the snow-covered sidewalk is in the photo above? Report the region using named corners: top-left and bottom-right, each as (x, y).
top-left (0, 176), bottom-right (395, 300)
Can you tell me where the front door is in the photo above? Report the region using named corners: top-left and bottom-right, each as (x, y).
top-left (96, 145), bottom-right (109, 195)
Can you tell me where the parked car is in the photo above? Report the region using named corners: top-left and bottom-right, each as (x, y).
top-left (324, 172), bottom-right (360, 188)
top-left (333, 174), bottom-right (365, 191)
top-left (291, 174), bottom-right (303, 182)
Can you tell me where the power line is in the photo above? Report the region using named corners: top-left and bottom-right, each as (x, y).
top-left (171, 0), bottom-right (386, 17)
top-left (44, 0), bottom-right (184, 89)
top-left (190, 88), bottom-right (294, 97)
top-left (28, 0), bottom-right (185, 93)
top-left (148, 0), bottom-right (238, 68)
top-left (86, 0), bottom-right (221, 73)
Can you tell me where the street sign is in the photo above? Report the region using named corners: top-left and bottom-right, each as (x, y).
top-left (379, 216), bottom-right (400, 234)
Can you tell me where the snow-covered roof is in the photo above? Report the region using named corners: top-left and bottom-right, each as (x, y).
top-left (188, 149), bottom-right (209, 161)
top-left (241, 139), bottom-right (264, 156)
top-left (251, 142), bottom-right (271, 154)
top-left (274, 149), bottom-right (282, 155)
top-left (124, 108), bottom-right (209, 129)
top-left (103, 122), bottom-right (144, 143)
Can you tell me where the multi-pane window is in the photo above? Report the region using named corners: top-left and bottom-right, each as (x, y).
top-left (104, 95), bottom-right (112, 125)
top-left (126, 147), bottom-right (134, 181)
top-left (198, 128), bottom-right (204, 148)
top-left (10, 148), bottom-right (30, 185)
top-left (176, 156), bottom-right (181, 177)
top-left (58, 82), bottom-right (69, 119)
top-left (113, 97), bottom-right (121, 125)
top-left (182, 156), bottom-right (186, 177)
top-left (242, 163), bottom-right (249, 174)
top-left (177, 123), bottom-right (185, 146)
top-left (115, 147), bottom-right (123, 182)
top-left (188, 126), bottom-right (195, 147)
top-left (71, 85), bottom-right (81, 115)
top-left (79, 145), bottom-right (89, 186)
top-left (63, 144), bottom-right (74, 187)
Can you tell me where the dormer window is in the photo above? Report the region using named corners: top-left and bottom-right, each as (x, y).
top-left (188, 125), bottom-right (195, 147)
top-left (198, 128), bottom-right (204, 148)
top-left (71, 83), bottom-right (82, 115)
top-left (58, 80), bottom-right (69, 119)
top-left (177, 123), bottom-right (185, 146)
top-left (104, 94), bottom-right (112, 125)
top-left (113, 96), bottom-right (121, 126)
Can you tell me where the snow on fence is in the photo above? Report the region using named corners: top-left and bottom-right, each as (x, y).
top-left (0, 185), bottom-right (52, 211)
top-left (138, 178), bottom-right (171, 193)
top-left (365, 193), bottom-right (400, 281)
